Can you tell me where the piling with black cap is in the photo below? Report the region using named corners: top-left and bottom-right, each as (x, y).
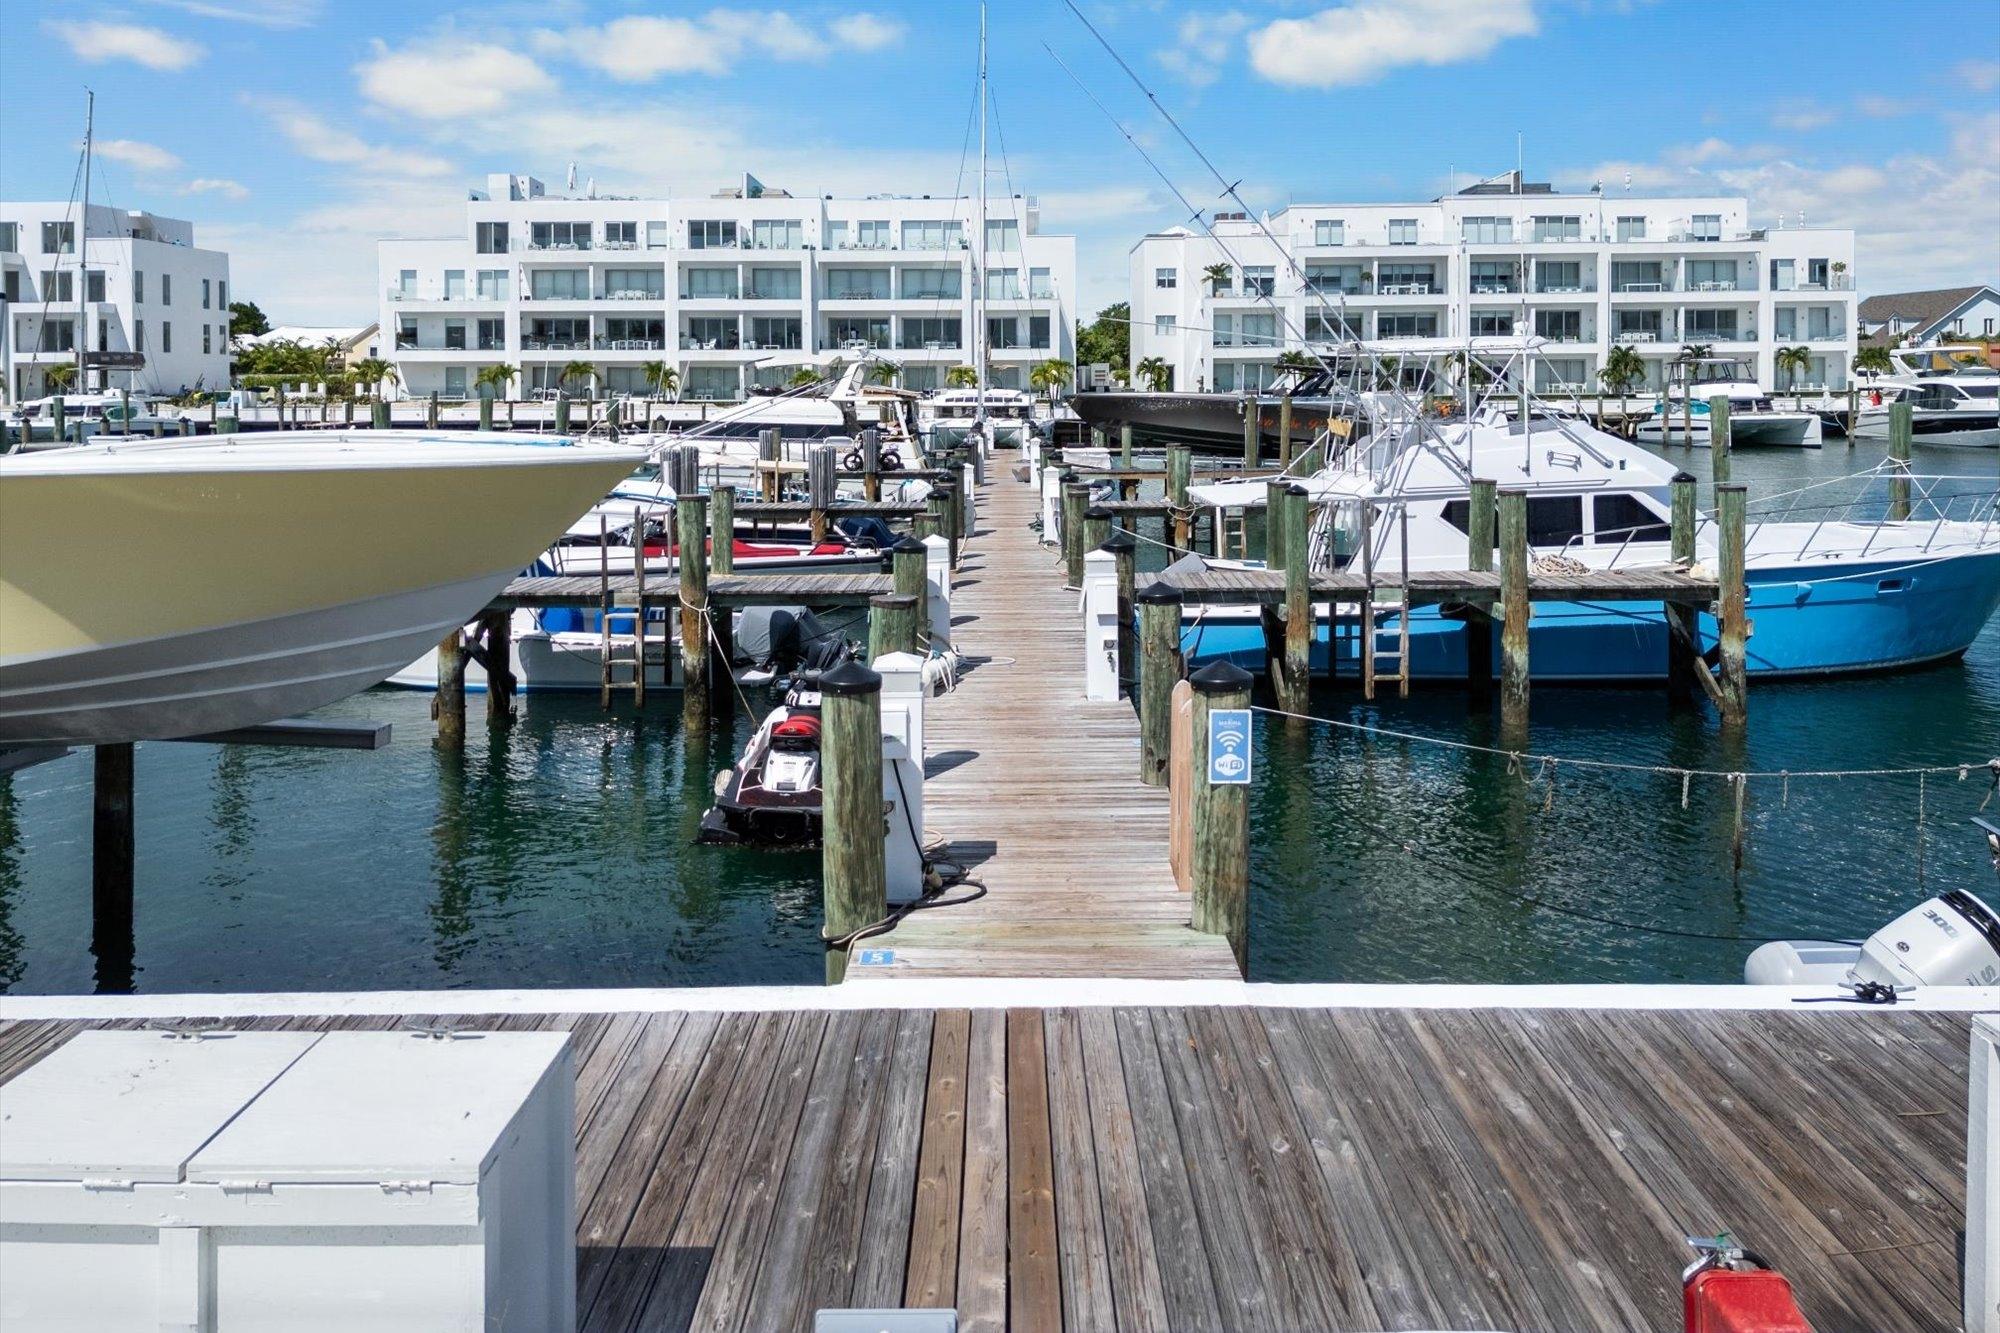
top-left (1666, 472), bottom-right (1700, 704)
top-left (1103, 531), bottom-right (1137, 693)
top-left (1189, 660), bottom-right (1252, 974)
top-left (1137, 581), bottom-right (1184, 786)
top-left (1081, 504), bottom-right (1112, 568)
top-left (819, 659), bottom-right (886, 984)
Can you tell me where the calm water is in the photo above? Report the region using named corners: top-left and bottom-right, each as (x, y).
top-left (2, 437), bottom-right (1995, 993)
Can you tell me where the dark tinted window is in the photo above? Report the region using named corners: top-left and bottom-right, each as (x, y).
top-left (1441, 499), bottom-right (1469, 533)
top-left (1527, 496), bottom-right (1584, 546)
top-left (1593, 493), bottom-right (1670, 544)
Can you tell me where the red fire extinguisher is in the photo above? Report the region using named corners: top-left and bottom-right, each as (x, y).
top-left (1683, 1234), bottom-right (1813, 1332)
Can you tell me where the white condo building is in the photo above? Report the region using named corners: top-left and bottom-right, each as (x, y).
top-left (1129, 172), bottom-right (1857, 395)
top-left (0, 202), bottom-right (231, 402)
top-left (377, 172), bottom-right (1078, 402)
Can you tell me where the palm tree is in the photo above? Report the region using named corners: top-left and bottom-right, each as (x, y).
top-left (42, 363), bottom-right (77, 394)
top-left (869, 362), bottom-right (901, 386)
top-left (1028, 357), bottom-right (1073, 407)
top-left (559, 360), bottom-right (598, 398)
top-left (1136, 356), bottom-right (1171, 392)
top-left (788, 367), bottom-right (821, 388)
top-left (474, 363), bottom-right (516, 400)
top-left (639, 360), bottom-right (680, 402)
top-left (945, 365), bottom-right (979, 389)
top-left (1444, 349), bottom-right (1491, 392)
top-left (349, 357), bottom-right (397, 399)
top-left (1598, 344), bottom-right (1645, 397)
top-left (1273, 348), bottom-right (1317, 378)
top-left (1774, 344), bottom-right (1814, 408)
top-left (1202, 262), bottom-right (1233, 296)
top-left (1855, 345), bottom-right (1894, 380)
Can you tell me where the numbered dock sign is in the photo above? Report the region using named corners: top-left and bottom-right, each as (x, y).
top-left (1206, 708), bottom-right (1253, 785)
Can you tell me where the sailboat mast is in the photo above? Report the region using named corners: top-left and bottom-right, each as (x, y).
top-left (77, 89), bottom-right (93, 393)
top-left (974, 1), bottom-right (988, 431)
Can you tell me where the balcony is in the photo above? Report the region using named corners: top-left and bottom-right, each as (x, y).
top-left (679, 336), bottom-right (743, 351)
top-left (1611, 329), bottom-right (1661, 343)
top-left (603, 288), bottom-right (664, 301)
top-left (595, 338), bottom-right (664, 351)
top-left (519, 338), bottom-right (592, 352)
top-left (1468, 281), bottom-right (1520, 295)
top-left (1532, 278), bottom-right (1597, 295)
top-left (1377, 282), bottom-right (1436, 296)
top-left (526, 241), bottom-right (593, 252)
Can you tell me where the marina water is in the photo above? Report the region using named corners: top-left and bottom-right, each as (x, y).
top-left (2, 439), bottom-right (1994, 993)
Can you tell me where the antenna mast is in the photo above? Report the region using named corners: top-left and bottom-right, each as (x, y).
top-left (77, 88), bottom-right (93, 393)
top-left (974, 1), bottom-right (988, 433)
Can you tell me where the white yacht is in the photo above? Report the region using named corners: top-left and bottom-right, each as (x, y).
top-left (921, 386), bottom-right (1036, 449)
top-left (6, 392), bottom-right (176, 448)
top-left (1850, 374), bottom-right (2000, 449)
top-left (1633, 357), bottom-right (1820, 448)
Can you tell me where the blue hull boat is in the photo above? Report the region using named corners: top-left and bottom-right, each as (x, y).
top-left (1181, 550), bottom-right (2000, 681)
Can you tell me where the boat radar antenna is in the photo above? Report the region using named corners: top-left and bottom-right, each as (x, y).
top-left (77, 88), bottom-right (93, 395)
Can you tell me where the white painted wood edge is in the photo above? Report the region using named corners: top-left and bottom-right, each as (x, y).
top-left (4, 980), bottom-right (1996, 1021)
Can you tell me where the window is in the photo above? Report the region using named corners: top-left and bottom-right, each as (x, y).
top-left (525, 317), bottom-right (587, 347)
top-left (1534, 309), bottom-right (1583, 341)
top-left (476, 221), bottom-right (510, 254)
top-left (1375, 312), bottom-right (1438, 337)
top-left (1683, 309), bottom-right (1738, 339)
top-left (1531, 215), bottom-right (1581, 242)
top-left (749, 316), bottom-right (801, 349)
top-left (603, 268), bottom-right (663, 299)
top-left (1536, 261), bottom-right (1583, 293)
top-left (477, 317), bottom-right (505, 350)
top-left (900, 316), bottom-right (961, 348)
top-left (1769, 258), bottom-right (1795, 291)
top-left (1387, 218), bottom-right (1418, 245)
top-left (1689, 214), bottom-right (1722, 241)
top-left (531, 220), bottom-right (592, 250)
top-left (827, 316), bottom-right (890, 347)
top-left (135, 269), bottom-right (145, 303)
top-left (1611, 261), bottom-right (1663, 292)
top-left (985, 268), bottom-right (1021, 300)
top-left (1469, 260), bottom-right (1517, 294)
top-left (646, 221), bottom-right (672, 250)
top-left (1807, 307), bottom-right (1834, 340)
top-left (901, 267), bottom-right (960, 300)
top-left (1526, 495), bottom-right (1584, 546)
top-left (1242, 266), bottom-right (1275, 297)
top-left (0, 222), bottom-right (16, 251)
top-left (1030, 314), bottom-right (1051, 349)
top-left (1615, 215), bottom-right (1646, 242)
top-left (443, 270), bottom-right (466, 300)
top-left (682, 267), bottom-right (739, 299)
top-left (1, 271), bottom-right (17, 301)
top-left (1535, 357), bottom-right (1588, 391)
top-left (39, 318), bottom-right (75, 351)
top-left (1774, 307), bottom-right (1796, 339)
top-left (162, 274), bottom-right (171, 305)
top-left (749, 219), bottom-right (803, 250)
top-left (530, 268), bottom-right (590, 300)
top-left (1614, 310), bottom-right (1662, 339)
top-left (683, 316), bottom-right (740, 349)
top-left (443, 319), bottom-right (466, 350)
top-left (1304, 263), bottom-right (1362, 295)
top-left (856, 220), bottom-right (891, 249)
top-left (1029, 267), bottom-right (1054, 299)
top-left (1592, 495), bottom-right (1668, 545)
top-left (47, 271), bottom-right (73, 303)
top-left (1240, 313), bottom-right (1277, 346)
top-left (161, 321), bottom-right (172, 353)
top-left (825, 267), bottom-right (890, 299)
top-left (476, 269), bottom-right (509, 301)
top-left (984, 219), bottom-right (1020, 252)
top-left (396, 317), bottom-right (416, 349)
top-left (218, 281), bottom-right (226, 308)
top-left (747, 267), bottom-right (800, 300)
top-left (902, 220), bottom-right (963, 250)
top-left (1685, 259), bottom-right (1736, 291)
top-left (1313, 219), bottom-right (1344, 246)
top-left (1471, 310), bottom-right (1514, 337)
top-left (604, 317), bottom-right (664, 346)
top-left (1461, 216), bottom-right (1512, 245)
top-left (203, 324), bottom-right (211, 354)
top-left (1307, 310), bottom-right (1360, 341)
top-left (1154, 315), bottom-right (1176, 336)
top-left (687, 220), bottom-right (736, 249)
top-left (1379, 262), bottom-right (1435, 292)
top-left (41, 221), bottom-right (74, 253)
top-left (134, 320), bottom-right (145, 350)
top-left (397, 269), bottom-right (416, 298)
top-left (202, 278), bottom-right (211, 309)
top-left (1155, 267), bottom-right (1177, 289)
top-left (685, 366), bottom-right (740, 400)
top-left (604, 221), bottom-right (638, 248)
top-left (1213, 314), bottom-right (1235, 347)
top-left (987, 316), bottom-right (1020, 350)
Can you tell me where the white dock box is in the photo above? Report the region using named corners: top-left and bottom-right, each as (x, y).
top-left (0, 1029), bottom-right (575, 1332)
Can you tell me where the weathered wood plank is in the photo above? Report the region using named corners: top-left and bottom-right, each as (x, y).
top-left (957, 1009), bottom-right (1009, 1333)
top-left (904, 1008), bottom-right (970, 1309)
top-left (1006, 1009), bottom-right (1062, 1330)
top-left (1043, 1009), bottom-right (1116, 1332)
top-left (850, 1008), bottom-right (934, 1308)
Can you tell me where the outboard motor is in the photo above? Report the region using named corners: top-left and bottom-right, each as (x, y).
top-left (1745, 817), bottom-right (2000, 989)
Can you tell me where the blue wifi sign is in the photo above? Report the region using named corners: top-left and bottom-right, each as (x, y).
top-left (1206, 709), bottom-right (1253, 785)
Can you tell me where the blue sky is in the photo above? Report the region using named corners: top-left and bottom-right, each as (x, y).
top-left (5, 0), bottom-right (1994, 325)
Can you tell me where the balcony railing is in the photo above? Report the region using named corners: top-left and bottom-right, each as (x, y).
top-left (1469, 281), bottom-right (1519, 295)
top-left (1613, 329), bottom-right (1660, 342)
top-left (604, 288), bottom-right (663, 301)
top-left (679, 290), bottom-right (742, 301)
top-left (1378, 282), bottom-right (1436, 296)
top-left (680, 336), bottom-right (743, 350)
top-left (595, 338), bottom-right (664, 351)
top-left (526, 240), bottom-right (593, 252)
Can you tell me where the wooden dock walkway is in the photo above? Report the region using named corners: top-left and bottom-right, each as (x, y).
top-left (0, 1003), bottom-right (1972, 1332)
top-left (855, 470), bottom-right (1241, 980)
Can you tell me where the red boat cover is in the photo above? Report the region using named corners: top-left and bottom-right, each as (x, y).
top-left (772, 715), bottom-right (822, 741)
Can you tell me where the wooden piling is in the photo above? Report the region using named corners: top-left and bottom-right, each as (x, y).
top-left (1118, 423), bottom-right (1133, 467)
top-left (434, 629), bottom-right (466, 747)
top-left (1666, 472), bottom-right (1701, 706)
top-left (1137, 582), bottom-right (1184, 786)
top-left (819, 660), bottom-right (885, 985)
top-left (1265, 479), bottom-right (1290, 571)
top-left (476, 610), bottom-right (515, 725)
top-left (891, 536), bottom-right (930, 649)
top-left (1278, 396), bottom-right (1294, 469)
top-left (1105, 531), bottom-right (1137, 695)
top-left (554, 396), bottom-right (570, 435)
top-left (1708, 395), bottom-right (1732, 489)
top-left (920, 489), bottom-right (947, 542)
top-left (1465, 478), bottom-right (1496, 698)
top-left (92, 743), bottom-right (136, 994)
top-left (809, 444), bottom-right (837, 541)
top-left (1497, 488), bottom-right (1530, 724)
top-left (868, 592), bottom-right (921, 661)
top-left (1061, 482), bottom-right (1089, 587)
top-left (1888, 401), bottom-right (1913, 521)
top-left (217, 413), bottom-right (237, 435)
top-left (1081, 504), bottom-right (1111, 567)
top-left (678, 494), bottom-right (710, 730)
top-left (370, 399), bottom-right (389, 430)
top-left (710, 487), bottom-right (735, 575)
top-left (51, 396), bottom-right (66, 442)
top-left (861, 427), bottom-right (883, 501)
top-left (1274, 486), bottom-right (1312, 715)
top-left (1846, 385), bottom-right (1859, 444)
top-left (478, 390), bottom-right (494, 431)
top-left (1166, 446), bottom-right (1192, 549)
top-left (1188, 661), bottom-right (1251, 974)
top-left (1241, 402), bottom-right (1259, 467)
top-left (1716, 483), bottom-right (1749, 723)
top-left (760, 427), bottom-right (783, 502)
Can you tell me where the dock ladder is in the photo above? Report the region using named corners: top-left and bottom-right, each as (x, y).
top-left (598, 508), bottom-right (650, 709)
top-left (1359, 502), bottom-right (1412, 699)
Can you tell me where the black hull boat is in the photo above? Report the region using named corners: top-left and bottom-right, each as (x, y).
top-left (1070, 390), bottom-right (1344, 454)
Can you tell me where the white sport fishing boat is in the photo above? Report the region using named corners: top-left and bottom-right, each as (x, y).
top-left (0, 432), bottom-right (640, 744)
top-left (922, 386), bottom-right (1036, 449)
top-left (1850, 374), bottom-right (2000, 449)
top-left (1633, 357), bottom-right (1820, 448)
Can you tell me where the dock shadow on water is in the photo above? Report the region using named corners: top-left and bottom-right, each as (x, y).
top-left (0, 689), bottom-right (825, 994)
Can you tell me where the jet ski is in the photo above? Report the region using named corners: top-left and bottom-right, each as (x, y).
top-left (696, 629), bottom-right (857, 846)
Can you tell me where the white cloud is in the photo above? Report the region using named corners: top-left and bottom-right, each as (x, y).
top-left (94, 138), bottom-right (183, 173)
top-left (1956, 58), bottom-right (2000, 92)
top-left (183, 177), bottom-right (250, 199)
top-left (535, 10), bottom-right (905, 81)
top-left (1157, 12), bottom-right (1253, 88)
top-left (355, 37), bottom-right (551, 118)
top-left (142, 0), bottom-right (322, 26)
top-left (244, 95), bottom-right (456, 178)
top-left (1769, 100), bottom-right (1835, 132)
top-left (1246, 0), bottom-right (1536, 89)
top-left (828, 13), bottom-right (905, 52)
top-left (44, 20), bottom-right (204, 71)
top-left (1854, 94), bottom-right (1920, 118)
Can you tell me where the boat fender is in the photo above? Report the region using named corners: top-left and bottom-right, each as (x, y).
top-left (1682, 1235), bottom-right (1812, 1332)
